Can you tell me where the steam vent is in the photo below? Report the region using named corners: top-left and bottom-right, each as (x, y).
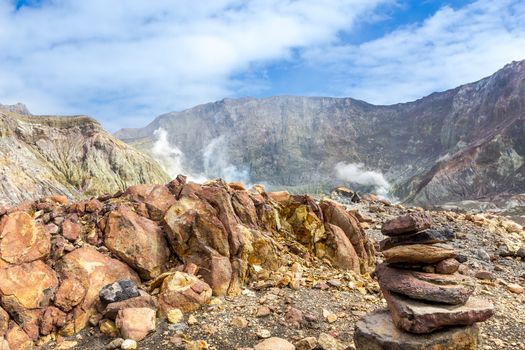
top-left (354, 213), bottom-right (495, 350)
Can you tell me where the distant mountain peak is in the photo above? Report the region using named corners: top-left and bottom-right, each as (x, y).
top-left (0, 102), bottom-right (31, 115)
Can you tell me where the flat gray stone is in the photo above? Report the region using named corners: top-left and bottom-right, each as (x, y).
top-left (354, 309), bottom-right (479, 350)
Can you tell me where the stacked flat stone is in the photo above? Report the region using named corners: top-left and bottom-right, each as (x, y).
top-left (355, 213), bottom-right (495, 350)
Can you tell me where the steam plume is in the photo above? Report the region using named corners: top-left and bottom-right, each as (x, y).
top-left (334, 162), bottom-right (391, 197)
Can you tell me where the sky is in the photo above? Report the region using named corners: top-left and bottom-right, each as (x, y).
top-left (1, 0), bottom-right (525, 131)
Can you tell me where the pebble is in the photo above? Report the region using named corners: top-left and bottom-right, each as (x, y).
top-left (476, 249), bottom-right (491, 262)
top-left (295, 336), bottom-right (317, 350)
top-left (254, 337), bottom-right (294, 350)
top-left (188, 315), bottom-right (198, 325)
top-left (106, 338), bottom-right (124, 350)
top-left (167, 308), bottom-right (184, 324)
top-left (507, 283), bottom-right (524, 294)
top-left (121, 339), bottom-right (137, 350)
top-left (256, 329), bottom-right (271, 339)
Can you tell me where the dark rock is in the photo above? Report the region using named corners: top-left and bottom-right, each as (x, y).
top-left (474, 271), bottom-right (495, 281)
top-left (517, 246), bottom-right (525, 258)
top-left (498, 244), bottom-right (514, 257)
top-left (376, 264), bottom-right (474, 305)
top-left (354, 309), bottom-right (480, 350)
top-left (381, 213), bottom-right (432, 236)
top-left (456, 254), bottom-right (468, 263)
top-left (379, 229), bottom-right (454, 251)
top-left (99, 279), bottom-right (140, 305)
top-left (381, 288), bottom-right (494, 334)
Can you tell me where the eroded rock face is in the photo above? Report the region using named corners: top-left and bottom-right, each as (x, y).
top-left (124, 184), bottom-right (176, 220)
top-left (105, 206), bottom-right (169, 279)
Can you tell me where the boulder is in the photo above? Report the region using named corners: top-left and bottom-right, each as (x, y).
top-left (376, 264), bottom-right (474, 305)
top-left (54, 278), bottom-right (86, 312)
top-left (124, 184), bottom-right (176, 220)
top-left (354, 309), bottom-right (479, 350)
top-left (0, 211), bottom-right (50, 264)
top-left (104, 206), bottom-right (170, 279)
top-left (155, 271), bottom-right (212, 315)
top-left (379, 229), bottom-right (454, 251)
top-left (381, 213), bottom-right (432, 236)
top-left (382, 244), bottom-right (457, 264)
top-left (382, 288), bottom-right (494, 333)
top-left (55, 247), bottom-right (140, 334)
top-left (0, 260), bottom-right (58, 339)
top-left (115, 308), bottom-right (156, 341)
top-left (99, 280), bottom-right (140, 305)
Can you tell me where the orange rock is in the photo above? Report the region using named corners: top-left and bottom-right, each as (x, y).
top-left (0, 211), bottom-right (50, 264)
top-left (62, 218), bottom-right (81, 242)
top-left (228, 182), bottom-right (247, 191)
top-left (104, 206), bottom-right (170, 280)
top-left (320, 224), bottom-right (360, 273)
top-left (124, 184), bottom-right (176, 220)
top-left (267, 191), bottom-right (290, 203)
top-left (40, 306), bottom-right (67, 336)
top-left (5, 322), bottom-right (32, 350)
top-left (55, 278), bottom-right (86, 312)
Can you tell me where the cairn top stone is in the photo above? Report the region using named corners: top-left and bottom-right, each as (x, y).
top-left (381, 213), bottom-right (432, 236)
top-left (379, 229), bottom-right (455, 251)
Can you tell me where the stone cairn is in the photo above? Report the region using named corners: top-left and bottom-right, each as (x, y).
top-left (354, 213), bottom-right (495, 349)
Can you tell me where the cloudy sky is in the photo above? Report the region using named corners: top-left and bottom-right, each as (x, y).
top-left (1, 0), bottom-right (525, 131)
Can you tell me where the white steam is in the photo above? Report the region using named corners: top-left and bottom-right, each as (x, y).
top-left (334, 162), bottom-right (391, 197)
top-left (152, 128), bottom-right (250, 184)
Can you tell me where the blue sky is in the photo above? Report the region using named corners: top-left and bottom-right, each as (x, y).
top-left (1, 0), bottom-right (525, 131)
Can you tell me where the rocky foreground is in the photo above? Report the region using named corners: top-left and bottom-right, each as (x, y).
top-left (0, 179), bottom-right (523, 349)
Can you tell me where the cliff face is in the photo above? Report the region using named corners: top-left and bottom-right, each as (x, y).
top-left (0, 105), bottom-right (169, 205)
top-left (115, 60), bottom-right (525, 205)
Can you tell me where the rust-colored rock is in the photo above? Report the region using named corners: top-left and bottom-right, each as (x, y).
top-left (319, 224), bottom-right (360, 272)
top-left (381, 213), bottom-right (432, 236)
top-left (124, 184), bottom-right (176, 220)
top-left (156, 272), bottom-right (212, 315)
top-left (40, 306), bottom-right (67, 336)
top-left (0, 211), bottom-right (50, 264)
top-left (104, 295), bottom-right (157, 320)
top-left (382, 244), bottom-right (457, 264)
top-left (0, 260), bottom-right (58, 339)
top-left (104, 206), bottom-right (169, 280)
top-left (5, 322), bottom-right (32, 350)
top-left (55, 278), bottom-right (86, 313)
top-left (62, 218), bottom-right (81, 242)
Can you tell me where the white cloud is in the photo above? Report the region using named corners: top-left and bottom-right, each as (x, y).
top-left (305, 0), bottom-right (525, 104)
top-left (0, 0), bottom-right (388, 130)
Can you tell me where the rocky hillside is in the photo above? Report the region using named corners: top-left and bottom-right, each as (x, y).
top-left (0, 104), bottom-right (169, 205)
top-left (116, 60), bottom-right (525, 207)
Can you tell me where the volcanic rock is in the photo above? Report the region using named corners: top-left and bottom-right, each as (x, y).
top-left (379, 229), bottom-right (454, 251)
top-left (354, 309), bottom-right (479, 350)
top-left (124, 184), bottom-right (176, 220)
top-left (381, 213), bottom-right (432, 236)
top-left (54, 278), bottom-right (86, 312)
top-left (382, 244), bottom-right (457, 264)
top-left (320, 223), bottom-right (360, 272)
top-left (104, 294), bottom-right (157, 320)
top-left (382, 288), bottom-right (494, 333)
top-left (104, 206), bottom-right (169, 279)
top-left (435, 258), bottom-right (460, 274)
top-left (376, 264), bottom-right (474, 305)
top-left (99, 280), bottom-right (140, 305)
top-left (254, 337), bottom-right (295, 350)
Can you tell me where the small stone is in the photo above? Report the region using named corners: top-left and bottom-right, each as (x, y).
top-left (498, 244), bottom-right (514, 257)
top-left (476, 249), bottom-right (491, 262)
top-left (257, 306), bottom-right (272, 317)
top-left (106, 338), bottom-right (124, 350)
top-left (56, 341), bottom-right (78, 349)
top-left (285, 307), bottom-right (303, 326)
top-left (257, 329), bottom-right (271, 339)
top-left (456, 254), bottom-right (468, 263)
top-left (166, 308), bottom-right (183, 324)
top-left (317, 332), bottom-right (345, 350)
top-left (295, 337), bottom-right (317, 350)
top-left (516, 246), bottom-right (525, 258)
top-left (231, 316), bottom-right (249, 328)
top-left (99, 279), bottom-right (140, 304)
top-left (507, 283), bottom-right (524, 294)
top-left (121, 339), bottom-right (137, 350)
top-left (116, 308), bottom-right (156, 341)
top-left (99, 319), bottom-right (119, 337)
top-left (254, 337), bottom-right (295, 350)
top-left (187, 315), bottom-right (198, 325)
top-left (323, 309), bottom-right (337, 323)
top-left (475, 271), bottom-right (495, 281)
top-left (435, 258), bottom-right (460, 274)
